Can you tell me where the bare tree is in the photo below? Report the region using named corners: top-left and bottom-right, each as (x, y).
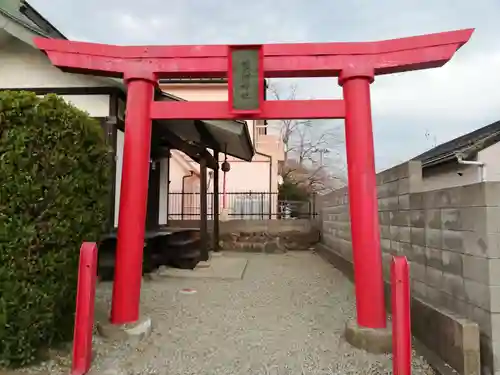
top-left (268, 81), bottom-right (346, 193)
top-left (425, 129), bottom-right (438, 148)
top-left (283, 158), bottom-right (347, 194)
top-left (267, 83), bottom-right (305, 165)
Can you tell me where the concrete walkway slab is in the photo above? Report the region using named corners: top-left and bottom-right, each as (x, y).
top-left (156, 255), bottom-right (248, 280)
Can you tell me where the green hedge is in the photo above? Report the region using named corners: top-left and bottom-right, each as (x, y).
top-left (0, 91), bottom-right (112, 367)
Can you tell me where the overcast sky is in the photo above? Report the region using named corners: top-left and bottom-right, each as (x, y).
top-left (30, 0), bottom-right (500, 171)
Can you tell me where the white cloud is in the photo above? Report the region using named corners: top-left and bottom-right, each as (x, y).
top-left (65, 34), bottom-right (94, 43)
top-left (111, 13), bottom-right (182, 42)
top-left (368, 47), bottom-right (500, 169)
top-left (371, 50), bottom-right (500, 123)
top-left (114, 13), bottom-right (143, 34)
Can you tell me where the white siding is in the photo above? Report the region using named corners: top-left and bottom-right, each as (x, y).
top-left (421, 162), bottom-right (480, 192)
top-left (0, 34), bottom-right (112, 117)
top-left (0, 32), bottom-right (111, 88)
top-left (58, 94), bottom-right (110, 117)
top-left (114, 130), bottom-right (124, 227)
top-left (478, 142), bottom-right (500, 182)
top-left (159, 158), bottom-right (169, 225)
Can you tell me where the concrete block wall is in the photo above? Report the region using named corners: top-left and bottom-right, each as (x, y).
top-left (320, 161), bottom-right (500, 374)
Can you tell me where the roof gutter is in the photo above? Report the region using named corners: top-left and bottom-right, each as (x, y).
top-left (456, 153), bottom-right (485, 182)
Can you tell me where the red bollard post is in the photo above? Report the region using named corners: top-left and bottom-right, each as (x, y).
top-left (72, 242), bottom-right (98, 375)
top-left (391, 256), bottom-right (412, 375)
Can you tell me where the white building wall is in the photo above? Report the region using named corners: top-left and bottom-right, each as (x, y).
top-left (114, 130), bottom-right (124, 227)
top-left (58, 94), bottom-right (110, 117)
top-left (0, 33), bottom-right (130, 226)
top-left (0, 35), bottom-right (112, 115)
top-left (421, 162), bottom-right (480, 192)
top-left (478, 142), bottom-right (500, 182)
top-left (0, 31), bottom-right (111, 88)
top-left (158, 158), bottom-right (169, 225)
top-left (421, 142), bottom-right (500, 193)
top-left (222, 160), bottom-right (270, 193)
top-left (158, 84), bottom-right (273, 207)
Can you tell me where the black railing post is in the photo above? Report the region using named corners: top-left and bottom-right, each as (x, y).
top-left (200, 157), bottom-right (209, 261)
top-left (312, 192), bottom-right (317, 218)
top-left (165, 149), bottom-right (171, 224)
top-left (240, 192), bottom-right (244, 218)
top-left (213, 151), bottom-right (220, 252)
top-left (268, 192), bottom-right (273, 219)
top-left (260, 192), bottom-right (265, 219)
top-left (180, 192), bottom-right (185, 220)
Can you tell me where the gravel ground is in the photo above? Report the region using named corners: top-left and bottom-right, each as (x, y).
top-left (4, 251), bottom-right (436, 375)
top-left (93, 251), bottom-right (435, 375)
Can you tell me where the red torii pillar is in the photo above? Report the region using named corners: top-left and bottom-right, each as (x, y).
top-left (34, 28), bottom-right (473, 329)
top-left (340, 65), bottom-right (386, 327)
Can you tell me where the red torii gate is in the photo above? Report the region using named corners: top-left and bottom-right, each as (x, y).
top-left (34, 28), bottom-right (473, 331)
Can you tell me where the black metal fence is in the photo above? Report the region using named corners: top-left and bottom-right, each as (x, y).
top-left (168, 191), bottom-right (317, 220)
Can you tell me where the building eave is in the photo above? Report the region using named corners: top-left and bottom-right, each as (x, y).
top-left (20, 1), bottom-right (66, 39)
top-left (0, 3), bottom-right (126, 93)
top-left (414, 120), bottom-right (500, 169)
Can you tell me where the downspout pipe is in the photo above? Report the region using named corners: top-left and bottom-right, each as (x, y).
top-left (456, 154), bottom-right (485, 182)
top-left (255, 151), bottom-right (273, 219)
top-left (267, 155), bottom-right (273, 219)
top-left (181, 170), bottom-right (194, 219)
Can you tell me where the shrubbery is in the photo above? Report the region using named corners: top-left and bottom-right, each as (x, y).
top-left (0, 91), bottom-right (112, 366)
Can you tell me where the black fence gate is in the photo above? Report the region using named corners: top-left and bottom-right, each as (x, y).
top-left (168, 191), bottom-right (317, 220)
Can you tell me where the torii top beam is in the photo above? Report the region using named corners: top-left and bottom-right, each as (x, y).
top-left (34, 29), bottom-right (474, 80)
